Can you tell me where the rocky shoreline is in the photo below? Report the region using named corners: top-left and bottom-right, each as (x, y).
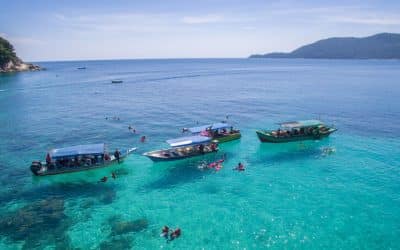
top-left (0, 60), bottom-right (42, 73)
top-left (0, 36), bottom-right (42, 73)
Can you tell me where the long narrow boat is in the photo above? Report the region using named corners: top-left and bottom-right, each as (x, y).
top-left (256, 120), bottom-right (337, 143)
top-left (143, 135), bottom-right (218, 162)
top-left (30, 143), bottom-right (136, 176)
top-left (187, 122), bottom-right (241, 143)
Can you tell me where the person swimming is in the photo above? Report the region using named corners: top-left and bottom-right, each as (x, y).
top-left (160, 226), bottom-right (170, 238)
top-left (140, 136), bottom-right (146, 142)
top-left (99, 176), bottom-right (108, 182)
top-left (322, 147), bottom-right (336, 156)
top-left (169, 228), bottom-right (181, 241)
top-left (215, 163), bottom-right (223, 172)
top-left (234, 162), bottom-right (245, 171)
top-left (198, 160), bottom-right (208, 170)
top-left (111, 172), bottom-right (116, 179)
top-left (129, 125), bottom-right (136, 133)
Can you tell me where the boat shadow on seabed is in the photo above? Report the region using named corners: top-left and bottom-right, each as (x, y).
top-left (141, 152), bottom-right (231, 190)
top-left (253, 139), bottom-right (336, 165)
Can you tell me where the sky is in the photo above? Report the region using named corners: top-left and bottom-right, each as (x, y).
top-left (1, 0), bottom-right (400, 61)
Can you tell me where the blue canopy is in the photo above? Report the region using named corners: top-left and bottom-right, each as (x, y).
top-left (166, 135), bottom-right (211, 147)
top-left (50, 143), bottom-right (105, 158)
top-left (189, 123), bottom-right (231, 133)
top-left (280, 120), bottom-right (323, 128)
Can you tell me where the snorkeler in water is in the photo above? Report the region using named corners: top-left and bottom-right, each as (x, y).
top-left (169, 228), bottom-right (181, 241)
top-left (160, 226), bottom-right (170, 238)
top-left (234, 162), bottom-right (245, 171)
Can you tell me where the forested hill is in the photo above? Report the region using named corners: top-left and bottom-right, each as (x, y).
top-left (250, 33), bottom-right (400, 59)
top-left (0, 36), bottom-right (41, 73)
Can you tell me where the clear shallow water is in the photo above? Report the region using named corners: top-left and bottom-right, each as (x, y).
top-left (0, 58), bottom-right (399, 249)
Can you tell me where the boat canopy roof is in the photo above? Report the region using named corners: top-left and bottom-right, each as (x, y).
top-left (280, 120), bottom-right (323, 129)
top-left (189, 122), bottom-right (231, 133)
top-left (50, 143), bottom-right (105, 158)
top-left (166, 135), bottom-right (211, 147)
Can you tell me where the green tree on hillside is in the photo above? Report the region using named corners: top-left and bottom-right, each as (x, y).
top-left (0, 37), bottom-right (19, 68)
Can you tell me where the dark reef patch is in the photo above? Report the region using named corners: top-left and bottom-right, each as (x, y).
top-left (99, 189), bottom-right (117, 204)
top-left (80, 198), bottom-right (96, 209)
top-left (99, 235), bottom-right (134, 250)
top-left (0, 198), bottom-right (72, 248)
top-left (0, 182), bottom-right (117, 207)
top-left (111, 218), bottom-right (149, 236)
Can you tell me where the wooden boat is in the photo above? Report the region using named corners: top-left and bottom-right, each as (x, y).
top-left (256, 120), bottom-right (337, 143)
top-left (30, 143), bottom-right (136, 176)
top-left (111, 80), bottom-right (123, 83)
top-left (187, 122), bottom-right (241, 143)
top-left (143, 135), bottom-right (218, 162)
top-left (77, 67), bottom-right (86, 70)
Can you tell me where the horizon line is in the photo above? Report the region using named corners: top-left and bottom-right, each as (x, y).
top-left (30, 57), bottom-right (249, 63)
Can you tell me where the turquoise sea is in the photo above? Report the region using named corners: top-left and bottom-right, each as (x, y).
top-left (0, 59), bottom-right (399, 249)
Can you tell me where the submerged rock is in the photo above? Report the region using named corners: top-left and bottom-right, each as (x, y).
top-left (99, 189), bottom-right (117, 205)
top-left (80, 199), bottom-right (96, 209)
top-left (0, 182), bottom-right (118, 207)
top-left (111, 218), bottom-right (149, 236)
top-left (0, 198), bottom-right (71, 246)
top-left (99, 236), bottom-right (134, 250)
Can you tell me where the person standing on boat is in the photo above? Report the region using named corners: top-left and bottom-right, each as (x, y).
top-left (104, 153), bottom-right (111, 161)
top-left (210, 142), bottom-right (218, 152)
top-left (114, 149), bottom-right (121, 163)
top-left (45, 153), bottom-right (52, 166)
top-left (199, 144), bottom-right (205, 154)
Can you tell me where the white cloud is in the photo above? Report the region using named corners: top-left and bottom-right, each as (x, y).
top-left (53, 12), bottom-right (180, 33)
top-left (331, 16), bottom-right (400, 25)
top-left (54, 13), bottom-right (66, 21)
top-left (243, 26), bottom-right (256, 30)
top-left (182, 14), bottom-right (223, 24)
top-left (12, 37), bottom-right (43, 45)
top-left (267, 5), bottom-right (400, 26)
top-left (271, 6), bottom-right (360, 15)
top-left (0, 33), bottom-right (43, 46)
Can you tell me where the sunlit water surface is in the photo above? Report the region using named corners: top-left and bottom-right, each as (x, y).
top-left (0, 59), bottom-right (399, 249)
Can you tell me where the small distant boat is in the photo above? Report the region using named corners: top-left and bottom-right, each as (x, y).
top-left (256, 120), bottom-right (337, 143)
top-left (111, 80), bottom-right (123, 83)
top-left (30, 143), bottom-right (136, 176)
top-left (77, 67), bottom-right (86, 70)
top-left (186, 122), bottom-right (241, 143)
top-left (143, 135), bottom-right (218, 162)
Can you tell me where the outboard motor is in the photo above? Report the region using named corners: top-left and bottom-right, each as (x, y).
top-left (30, 161), bottom-right (42, 175)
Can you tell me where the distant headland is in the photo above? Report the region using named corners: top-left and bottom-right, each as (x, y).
top-left (0, 36), bottom-right (41, 73)
top-left (249, 33), bottom-right (400, 59)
